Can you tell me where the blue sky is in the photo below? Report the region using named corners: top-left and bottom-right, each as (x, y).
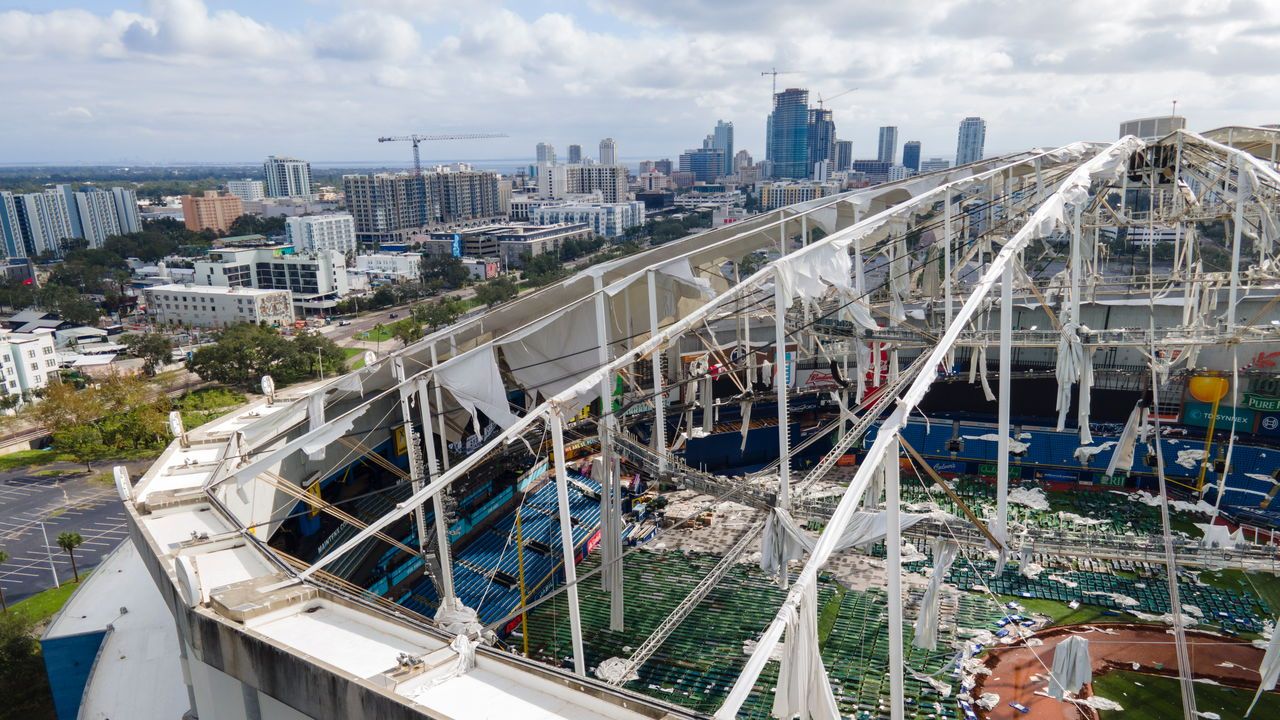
top-left (1, 1), bottom-right (1277, 165)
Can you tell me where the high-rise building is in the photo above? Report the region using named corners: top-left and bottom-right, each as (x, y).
top-left (733, 150), bottom-right (754, 173)
top-left (759, 181), bottom-right (840, 210)
top-left (0, 192), bottom-right (22, 258)
top-left (807, 108), bottom-right (837, 178)
top-left (678, 148), bottom-right (725, 184)
top-left (427, 170), bottom-right (503, 224)
top-left (567, 144), bottom-right (583, 164)
top-left (833, 140), bottom-right (853, 172)
top-left (263, 156), bottom-right (313, 198)
top-left (536, 142), bottom-right (557, 165)
top-left (227, 180), bottom-right (266, 203)
top-left (877, 127), bottom-right (898, 164)
top-left (955, 117), bottom-right (987, 166)
top-left (654, 159), bottom-right (673, 176)
top-left (286, 214), bottom-right (357, 254)
top-left (538, 164), bottom-right (629, 203)
top-left (56, 185), bottom-right (83, 239)
top-left (851, 160), bottom-right (892, 185)
top-left (889, 165), bottom-right (912, 182)
top-left (1118, 115), bottom-right (1186, 142)
top-left (767, 88), bottom-right (810, 180)
top-left (111, 187), bottom-right (141, 234)
top-left (73, 188), bottom-right (122, 248)
top-left (920, 157), bottom-right (951, 173)
top-left (711, 121), bottom-right (734, 176)
top-left (182, 191), bottom-right (244, 234)
top-left (342, 174), bottom-right (429, 247)
top-left (599, 138), bottom-right (618, 166)
top-left (902, 141), bottom-right (921, 172)
top-left (13, 189), bottom-right (74, 256)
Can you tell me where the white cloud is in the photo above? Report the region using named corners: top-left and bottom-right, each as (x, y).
top-left (0, 0), bottom-right (1278, 163)
top-left (52, 106), bottom-right (95, 122)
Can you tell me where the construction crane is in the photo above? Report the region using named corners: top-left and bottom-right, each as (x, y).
top-left (760, 67), bottom-right (800, 96)
top-left (815, 87), bottom-right (858, 110)
top-left (377, 133), bottom-right (508, 175)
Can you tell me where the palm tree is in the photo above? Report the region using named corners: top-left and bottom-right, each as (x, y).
top-left (0, 549), bottom-right (8, 612)
top-left (373, 322), bottom-right (385, 353)
top-left (57, 532), bottom-right (84, 583)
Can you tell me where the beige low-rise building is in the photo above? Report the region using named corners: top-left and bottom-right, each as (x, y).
top-left (182, 191), bottom-right (244, 233)
top-left (144, 283), bottom-right (294, 328)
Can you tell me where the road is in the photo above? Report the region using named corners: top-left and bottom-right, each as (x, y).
top-left (0, 461), bottom-right (151, 603)
top-left (318, 286), bottom-right (482, 352)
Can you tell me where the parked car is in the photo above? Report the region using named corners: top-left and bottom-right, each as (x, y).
top-left (338, 320), bottom-right (351, 326)
top-left (389, 313), bottom-right (399, 319)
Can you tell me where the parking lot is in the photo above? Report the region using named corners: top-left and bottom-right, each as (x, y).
top-left (0, 463), bottom-right (138, 603)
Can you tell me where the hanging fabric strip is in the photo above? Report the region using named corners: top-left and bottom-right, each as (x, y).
top-left (1105, 402), bottom-right (1144, 476)
top-left (759, 505), bottom-right (931, 581)
top-left (771, 582), bottom-right (841, 720)
top-left (739, 399), bottom-right (753, 453)
top-left (1246, 615), bottom-right (1280, 717)
top-left (912, 538), bottom-right (959, 650)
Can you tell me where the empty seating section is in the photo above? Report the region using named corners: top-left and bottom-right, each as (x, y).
top-left (523, 551), bottom-right (1006, 719)
top-left (397, 471), bottom-right (604, 625)
top-left (866, 419), bottom-right (1280, 522)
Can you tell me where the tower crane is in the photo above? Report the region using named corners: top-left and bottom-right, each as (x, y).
top-left (377, 133), bottom-right (509, 175)
top-left (815, 88), bottom-right (858, 110)
top-left (761, 67), bottom-right (800, 96)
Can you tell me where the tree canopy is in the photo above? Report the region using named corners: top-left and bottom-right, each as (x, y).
top-left (187, 324), bottom-right (346, 390)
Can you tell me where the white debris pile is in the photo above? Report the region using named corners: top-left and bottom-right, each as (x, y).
top-left (1083, 696), bottom-right (1124, 711)
top-left (1007, 486), bottom-right (1050, 511)
top-left (1083, 591), bottom-right (1140, 607)
top-left (1129, 490), bottom-right (1215, 515)
top-left (1175, 448), bottom-right (1205, 470)
top-left (1195, 712), bottom-right (1222, 720)
top-left (594, 658), bottom-right (638, 684)
top-left (975, 693), bottom-right (1000, 710)
top-left (1046, 573), bottom-right (1079, 588)
top-left (963, 433), bottom-right (1029, 455)
top-left (1057, 511), bottom-right (1106, 526)
top-left (1073, 441), bottom-right (1117, 465)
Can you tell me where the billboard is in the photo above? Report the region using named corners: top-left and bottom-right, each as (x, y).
top-left (1182, 401), bottom-right (1254, 432)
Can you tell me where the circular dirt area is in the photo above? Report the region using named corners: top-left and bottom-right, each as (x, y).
top-left (975, 623), bottom-right (1265, 719)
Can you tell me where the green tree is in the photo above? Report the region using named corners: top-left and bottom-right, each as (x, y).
top-left (187, 324), bottom-right (344, 388)
top-left (414, 298), bottom-right (464, 330)
top-left (420, 254), bottom-right (470, 289)
top-left (54, 425), bottom-right (110, 473)
top-left (57, 532), bottom-right (84, 583)
top-left (0, 610), bottom-right (55, 717)
top-left (523, 253), bottom-right (566, 286)
top-left (123, 333), bottom-right (174, 376)
top-left (474, 276), bottom-right (518, 306)
top-left (389, 318), bottom-right (424, 347)
top-left (227, 214), bottom-right (286, 237)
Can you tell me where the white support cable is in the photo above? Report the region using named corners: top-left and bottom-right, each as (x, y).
top-left (775, 269), bottom-right (791, 509)
top-left (393, 358), bottom-right (431, 560)
top-left (1147, 339), bottom-right (1199, 720)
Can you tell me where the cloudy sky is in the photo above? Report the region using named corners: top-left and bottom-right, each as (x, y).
top-left (2, 0), bottom-right (1278, 166)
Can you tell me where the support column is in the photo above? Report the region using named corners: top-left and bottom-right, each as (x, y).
top-left (775, 270), bottom-right (791, 508)
top-left (943, 195), bottom-right (954, 369)
top-left (549, 407), bottom-right (586, 676)
top-left (885, 440), bottom-right (905, 720)
top-left (1070, 203), bottom-right (1082, 324)
top-left (416, 377), bottom-right (455, 604)
top-left (593, 275), bottom-right (623, 631)
top-left (1229, 155), bottom-right (1246, 331)
top-left (430, 345), bottom-right (451, 473)
top-left (393, 358), bottom-right (430, 559)
top-left (647, 271), bottom-right (667, 472)
top-left (996, 262), bottom-right (1013, 554)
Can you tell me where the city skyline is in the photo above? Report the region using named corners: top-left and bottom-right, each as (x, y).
top-left (2, 1), bottom-right (1277, 165)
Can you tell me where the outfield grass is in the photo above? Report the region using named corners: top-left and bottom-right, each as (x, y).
top-left (1093, 670), bottom-right (1280, 719)
top-left (999, 594), bottom-right (1125, 627)
top-left (8, 573), bottom-right (89, 624)
top-left (1200, 568), bottom-right (1280, 614)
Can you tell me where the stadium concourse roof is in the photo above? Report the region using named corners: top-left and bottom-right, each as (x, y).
top-left (92, 125), bottom-right (1280, 719)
